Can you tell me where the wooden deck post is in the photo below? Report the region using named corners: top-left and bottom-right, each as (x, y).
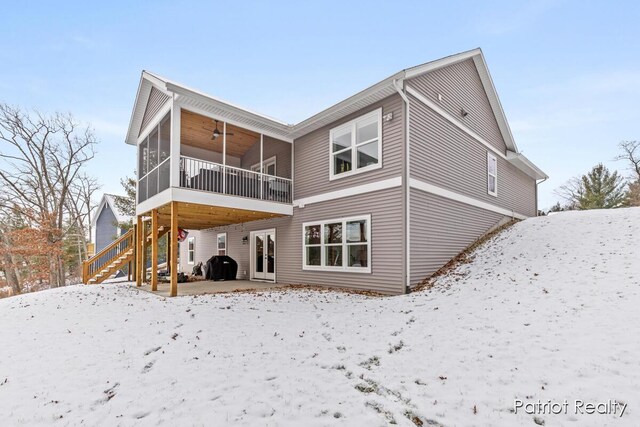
top-left (170, 201), bottom-right (179, 297)
top-left (166, 232), bottom-right (171, 274)
top-left (136, 216), bottom-right (143, 287)
top-left (141, 220), bottom-right (148, 284)
top-left (151, 209), bottom-right (159, 291)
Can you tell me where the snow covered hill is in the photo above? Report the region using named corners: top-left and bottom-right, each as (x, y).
top-left (1, 208), bottom-right (638, 426)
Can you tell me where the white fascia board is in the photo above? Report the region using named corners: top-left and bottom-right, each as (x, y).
top-left (293, 176), bottom-right (402, 208)
top-left (289, 73), bottom-right (404, 139)
top-left (404, 48), bottom-right (482, 79)
top-left (171, 188), bottom-right (293, 216)
top-left (136, 187), bottom-right (293, 217)
top-left (166, 83), bottom-right (290, 128)
top-left (141, 71), bottom-right (170, 92)
top-left (409, 178), bottom-right (529, 220)
top-left (506, 151), bottom-right (548, 180)
top-left (90, 195), bottom-right (108, 229)
top-left (125, 73), bottom-right (172, 146)
top-left (125, 77), bottom-right (149, 146)
top-left (471, 54), bottom-right (518, 153)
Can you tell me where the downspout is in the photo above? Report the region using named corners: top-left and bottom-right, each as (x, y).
top-left (394, 78), bottom-right (411, 293)
top-left (535, 177), bottom-right (548, 215)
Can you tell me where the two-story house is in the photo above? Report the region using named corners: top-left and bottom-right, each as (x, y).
top-left (87, 48), bottom-right (546, 295)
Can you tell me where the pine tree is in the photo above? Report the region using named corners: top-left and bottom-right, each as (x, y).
top-left (576, 164), bottom-right (627, 209)
top-left (113, 175), bottom-right (137, 217)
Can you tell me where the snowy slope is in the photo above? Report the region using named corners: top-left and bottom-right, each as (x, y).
top-left (0, 208), bottom-right (638, 426)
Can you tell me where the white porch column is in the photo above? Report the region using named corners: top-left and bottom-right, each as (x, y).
top-left (169, 100), bottom-right (181, 188)
top-left (222, 121), bottom-right (227, 194)
top-left (259, 134), bottom-right (264, 199)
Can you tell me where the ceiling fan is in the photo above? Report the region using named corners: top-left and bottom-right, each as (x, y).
top-left (211, 120), bottom-right (234, 140)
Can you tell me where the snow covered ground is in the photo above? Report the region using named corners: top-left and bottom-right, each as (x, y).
top-left (1, 208), bottom-right (638, 426)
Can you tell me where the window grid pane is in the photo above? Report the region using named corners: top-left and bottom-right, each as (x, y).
top-left (347, 244), bottom-right (368, 267)
top-left (304, 217), bottom-right (370, 270)
top-left (324, 223), bottom-right (343, 244)
top-left (325, 245), bottom-right (343, 267)
top-left (332, 128), bottom-right (352, 153)
top-left (330, 110), bottom-right (380, 177)
top-left (357, 140), bottom-right (379, 169)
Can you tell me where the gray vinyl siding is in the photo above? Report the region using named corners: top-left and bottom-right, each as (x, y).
top-left (95, 205), bottom-right (118, 252)
top-left (407, 58), bottom-right (506, 153)
top-left (408, 93), bottom-right (536, 217)
top-left (180, 187), bottom-right (404, 294)
top-left (140, 87), bottom-right (170, 136)
top-left (240, 136), bottom-right (292, 179)
top-left (409, 189), bottom-right (505, 286)
top-left (294, 94), bottom-right (404, 200)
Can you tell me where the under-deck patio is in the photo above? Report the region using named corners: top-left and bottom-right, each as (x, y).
top-left (137, 279), bottom-right (289, 297)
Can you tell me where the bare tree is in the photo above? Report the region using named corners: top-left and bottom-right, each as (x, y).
top-left (66, 174), bottom-right (101, 261)
top-left (0, 206), bottom-right (22, 294)
top-left (0, 104), bottom-right (97, 287)
top-left (614, 140), bottom-right (640, 181)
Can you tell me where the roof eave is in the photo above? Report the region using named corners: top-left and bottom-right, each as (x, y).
top-left (288, 71), bottom-right (405, 139)
top-left (506, 151), bottom-right (548, 180)
top-left (124, 71), bottom-right (171, 146)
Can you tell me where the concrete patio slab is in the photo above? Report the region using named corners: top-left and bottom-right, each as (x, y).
top-left (136, 279), bottom-right (287, 297)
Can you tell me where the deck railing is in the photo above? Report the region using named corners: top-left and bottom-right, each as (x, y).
top-left (82, 229), bottom-right (135, 283)
top-left (179, 156), bottom-right (292, 204)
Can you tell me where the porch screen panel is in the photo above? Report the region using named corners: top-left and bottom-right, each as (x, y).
top-left (137, 112), bottom-right (171, 203)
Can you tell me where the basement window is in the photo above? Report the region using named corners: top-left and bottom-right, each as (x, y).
top-left (303, 215), bottom-right (371, 273)
top-left (330, 109), bottom-right (382, 180)
top-left (487, 152), bottom-right (497, 197)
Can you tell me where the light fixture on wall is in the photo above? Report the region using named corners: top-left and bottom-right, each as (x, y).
top-left (460, 108), bottom-right (469, 118)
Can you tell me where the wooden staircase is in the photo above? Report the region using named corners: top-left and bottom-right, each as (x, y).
top-left (82, 225), bottom-right (170, 285)
top-left (83, 229), bottom-right (135, 285)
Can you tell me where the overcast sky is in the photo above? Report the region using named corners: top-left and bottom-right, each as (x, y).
top-left (1, 1), bottom-right (638, 209)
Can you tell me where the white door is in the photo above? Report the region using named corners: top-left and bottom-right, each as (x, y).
top-left (251, 229), bottom-right (275, 281)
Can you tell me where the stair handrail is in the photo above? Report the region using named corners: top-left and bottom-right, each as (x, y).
top-left (83, 229), bottom-right (135, 284)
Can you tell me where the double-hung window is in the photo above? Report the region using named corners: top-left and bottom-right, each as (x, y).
top-left (187, 237), bottom-right (195, 264)
top-left (303, 215), bottom-right (371, 273)
top-left (487, 152), bottom-right (497, 196)
top-left (217, 233), bottom-right (227, 255)
top-left (330, 109), bottom-right (382, 179)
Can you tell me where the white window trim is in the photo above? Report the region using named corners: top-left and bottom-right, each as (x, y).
top-left (187, 236), bottom-right (195, 265)
top-left (250, 156), bottom-right (277, 175)
top-left (302, 214), bottom-right (372, 273)
top-left (329, 109), bottom-right (383, 181)
top-left (217, 232), bottom-right (227, 256)
top-left (487, 152), bottom-right (498, 197)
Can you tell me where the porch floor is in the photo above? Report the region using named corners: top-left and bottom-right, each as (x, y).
top-left (137, 279), bottom-right (287, 297)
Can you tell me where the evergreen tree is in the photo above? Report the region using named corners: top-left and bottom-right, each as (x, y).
top-left (113, 175), bottom-right (136, 217)
top-left (574, 164), bottom-right (627, 209)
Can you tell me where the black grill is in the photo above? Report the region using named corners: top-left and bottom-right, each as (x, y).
top-left (205, 255), bottom-right (238, 281)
